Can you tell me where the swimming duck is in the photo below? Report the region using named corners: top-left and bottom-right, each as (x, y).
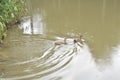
top-left (54, 35), bottom-right (85, 45)
top-left (54, 38), bottom-right (67, 45)
top-left (74, 35), bottom-right (85, 44)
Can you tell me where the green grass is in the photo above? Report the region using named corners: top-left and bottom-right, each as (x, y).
top-left (0, 0), bottom-right (26, 43)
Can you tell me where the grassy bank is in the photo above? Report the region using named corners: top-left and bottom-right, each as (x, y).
top-left (0, 0), bottom-right (26, 44)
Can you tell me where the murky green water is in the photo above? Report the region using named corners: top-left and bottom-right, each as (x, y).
top-left (1, 0), bottom-right (120, 80)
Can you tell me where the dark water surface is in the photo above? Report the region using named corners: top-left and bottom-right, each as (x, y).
top-left (1, 0), bottom-right (120, 80)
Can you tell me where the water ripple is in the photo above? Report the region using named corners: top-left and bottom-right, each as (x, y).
top-left (0, 41), bottom-right (83, 80)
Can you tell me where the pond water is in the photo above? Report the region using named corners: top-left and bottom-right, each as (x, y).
top-left (1, 0), bottom-right (120, 80)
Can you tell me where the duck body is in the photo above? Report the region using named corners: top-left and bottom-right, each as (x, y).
top-left (54, 37), bottom-right (67, 45)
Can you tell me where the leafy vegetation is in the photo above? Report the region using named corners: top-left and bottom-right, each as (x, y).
top-left (0, 0), bottom-right (26, 44)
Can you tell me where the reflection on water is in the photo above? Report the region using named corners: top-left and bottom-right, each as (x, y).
top-left (33, 14), bottom-right (46, 34)
top-left (19, 14), bottom-right (45, 34)
top-left (100, 46), bottom-right (120, 80)
top-left (1, 0), bottom-right (120, 80)
top-left (41, 44), bottom-right (101, 80)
